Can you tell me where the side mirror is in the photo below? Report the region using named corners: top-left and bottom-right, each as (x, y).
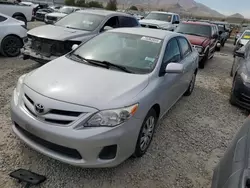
top-left (103, 26), bottom-right (113, 32)
top-left (71, 44), bottom-right (79, 51)
top-left (165, 63), bottom-right (184, 74)
top-left (219, 31), bottom-right (223, 35)
top-left (235, 50), bottom-right (245, 58)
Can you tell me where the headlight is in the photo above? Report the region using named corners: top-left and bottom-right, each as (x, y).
top-left (240, 72), bottom-right (250, 83)
top-left (15, 74), bottom-right (26, 96)
top-left (194, 45), bottom-right (203, 53)
top-left (85, 104), bottom-right (139, 127)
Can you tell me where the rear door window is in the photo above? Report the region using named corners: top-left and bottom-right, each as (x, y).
top-left (118, 16), bottom-right (139, 27)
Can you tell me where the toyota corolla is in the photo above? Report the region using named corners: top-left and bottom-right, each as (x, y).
top-left (11, 28), bottom-right (199, 168)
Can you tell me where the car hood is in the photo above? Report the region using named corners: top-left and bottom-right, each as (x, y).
top-left (28, 25), bottom-right (91, 41)
top-left (139, 19), bottom-right (171, 26)
top-left (240, 39), bottom-right (249, 46)
top-left (185, 34), bottom-right (209, 47)
top-left (24, 56), bottom-right (149, 109)
top-left (46, 12), bottom-right (67, 18)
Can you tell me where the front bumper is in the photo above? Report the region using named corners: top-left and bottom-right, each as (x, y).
top-left (10, 90), bottom-right (141, 168)
top-left (232, 76), bottom-right (250, 110)
top-left (21, 45), bottom-right (58, 64)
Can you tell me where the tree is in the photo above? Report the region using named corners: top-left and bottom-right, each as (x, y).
top-left (106, 0), bottom-right (117, 11)
top-left (87, 1), bottom-right (103, 8)
top-left (75, 0), bottom-right (85, 7)
top-left (129, 5), bottom-right (138, 11)
top-left (65, 0), bottom-right (75, 6)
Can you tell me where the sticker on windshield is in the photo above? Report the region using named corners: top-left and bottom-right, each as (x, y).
top-left (243, 35), bottom-right (250, 39)
top-left (82, 20), bottom-right (93, 25)
top-left (141, 36), bottom-right (161, 43)
top-left (145, 57), bottom-right (155, 62)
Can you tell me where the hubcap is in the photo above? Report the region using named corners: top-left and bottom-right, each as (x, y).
top-left (140, 116), bottom-right (155, 151)
top-left (3, 39), bottom-right (19, 55)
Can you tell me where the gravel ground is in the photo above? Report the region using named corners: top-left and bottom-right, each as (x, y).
top-left (0, 22), bottom-right (248, 188)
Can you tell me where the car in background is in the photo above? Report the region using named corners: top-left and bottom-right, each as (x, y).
top-left (234, 27), bottom-right (249, 45)
top-left (49, 5), bottom-right (62, 11)
top-left (0, 1), bottom-right (33, 26)
top-left (230, 40), bottom-right (250, 110)
top-left (22, 9), bottom-right (140, 64)
top-left (212, 21), bottom-right (230, 39)
top-left (35, 8), bottom-right (54, 21)
top-left (211, 117), bottom-right (250, 188)
top-left (175, 21), bottom-right (219, 69)
top-left (234, 30), bottom-right (250, 55)
top-left (216, 24), bottom-right (228, 47)
top-left (139, 11), bottom-right (180, 31)
top-left (11, 28), bottom-right (198, 168)
top-left (0, 13), bottom-right (27, 57)
top-left (44, 6), bottom-right (81, 24)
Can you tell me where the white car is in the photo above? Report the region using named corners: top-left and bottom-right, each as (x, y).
top-left (237, 30), bottom-right (250, 46)
top-left (139, 11), bottom-right (180, 31)
top-left (0, 13), bottom-right (27, 57)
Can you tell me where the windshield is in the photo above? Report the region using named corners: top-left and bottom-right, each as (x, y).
top-left (145, 13), bottom-right (172, 22)
top-left (55, 12), bottom-right (105, 31)
top-left (70, 32), bottom-right (163, 74)
top-left (176, 23), bottom-right (211, 37)
top-left (59, 7), bottom-right (74, 14)
top-left (242, 32), bottom-right (250, 40)
top-left (218, 26), bottom-right (224, 32)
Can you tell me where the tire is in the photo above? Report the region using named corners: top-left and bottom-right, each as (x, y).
top-left (221, 41), bottom-right (225, 47)
top-left (133, 108), bottom-right (157, 158)
top-left (230, 79), bottom-right (237, 105)
top-left (199, 50), bottom-right (208, 69)
top-left (0, 35), bottom-right (22, 57)
top-left (184, 72), bottom-right (196, 96)
top-left (13, 16), bottom-right (27, 26)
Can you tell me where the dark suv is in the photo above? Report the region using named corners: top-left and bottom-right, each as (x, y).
top-left (175, 21), bottom-right (220, 69)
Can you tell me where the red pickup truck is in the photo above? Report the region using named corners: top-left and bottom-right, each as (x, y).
top-left (176, 21), bottom-right (220, 69)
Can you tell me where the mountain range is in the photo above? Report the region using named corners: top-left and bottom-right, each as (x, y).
top-left (99, 0), bottom-right (241, 18)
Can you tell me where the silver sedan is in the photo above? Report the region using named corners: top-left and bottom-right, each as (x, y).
top-left (11, 28), bottom-right (199, 168)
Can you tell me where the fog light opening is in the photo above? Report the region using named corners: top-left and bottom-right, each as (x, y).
top-left (99, 145), bottom-right (117, 160)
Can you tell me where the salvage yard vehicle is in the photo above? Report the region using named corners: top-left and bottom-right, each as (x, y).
top-left (175, 21), bottom-right (219, 69)
top-left (44, 6), bottom-right (81, 24)
top-left (11, 28), bottom-right (199, 168)
top-left (211, 117), bottom-right (250, 188)
top-left (234, 27), bottom-right (249, 45)
top-left (230, 40), bottom-right (250, 110)
top-left (35, 8), bottom-right (54, 21)
top-left (22, 9), bottom-right (140, 64)
top-left (234, 30), bottom-right (250, 54)
top-left (0, 1), bottom-right (33, 26)
top-left (0, 13), bottom-right (27, 57)
top-left (139, 11), bottom-right (180, 31)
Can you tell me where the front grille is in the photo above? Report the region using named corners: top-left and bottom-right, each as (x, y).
top-left (36, 13), bottom-right (44, 18)
top-left (15, 123), bottom-right (82, 160)
top-left (28, 35), bottom-right (80, 57)
top-left (23, 93), bottom-right (84, 126)
top-left (46, 16), bottom-right (57, 21)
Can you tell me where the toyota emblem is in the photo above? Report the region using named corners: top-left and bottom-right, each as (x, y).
top-left (35, 103), bottom-right (45, 114)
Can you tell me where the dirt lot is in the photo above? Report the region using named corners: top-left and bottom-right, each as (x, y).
top-left (0, 22), bottom-right (248, 188)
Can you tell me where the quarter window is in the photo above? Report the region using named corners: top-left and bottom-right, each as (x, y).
top-left (178, 37), bottom-right (192, 57)
top-left (163, 38), bottom-right (181, 63)
top-left (0, 15), bottom-right (7, 22)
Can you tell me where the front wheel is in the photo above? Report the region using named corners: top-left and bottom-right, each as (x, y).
top-left (184, 73), bottom-right (196, 96)
top-left (133, 109), bottom-right (157, 158)
top-left (0, 35), bottom-right (22, 57)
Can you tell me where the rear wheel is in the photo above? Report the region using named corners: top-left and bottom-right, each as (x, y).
top-left (230, 79), bottom-right (237, 105)
top-left (133, 109), bottom-right (157, 158)
top-left (199, 50), bottom-right (209, 69)
top-left (0, 35), bottom-right (22, 57)
top-left (184, 72), bottom-right (196, 96)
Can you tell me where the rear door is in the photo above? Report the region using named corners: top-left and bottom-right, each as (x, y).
top-left (177, 36), bottom-right (195, 90)
top-left (210, 26), bottom-right (217, 54)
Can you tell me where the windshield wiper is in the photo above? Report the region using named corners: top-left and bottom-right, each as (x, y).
top-left (70, 54), bottom-right (133, 73)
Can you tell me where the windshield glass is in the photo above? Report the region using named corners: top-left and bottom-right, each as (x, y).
top-left (55, 12), bottom-right (105, 31)
top-left (242, 32), bottom-right (250, 40)
top-left (59, 7), bottom-right (74, 14)
top-left (218, 25), bottom-right (224, 32)
top-left (145, 13), bottom-right (172, 22)
top-left (70, 32), bottom-right (163, 74)
top-left (176, 23), bottom-right (211, 37)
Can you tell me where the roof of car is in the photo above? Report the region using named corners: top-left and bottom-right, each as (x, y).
top-left (243, 30), bottom-right (250, 33)
top-left (182, 21), bottom-right (213, 26)
top-left (150, 11), bottom-right (178, 15)
top-left (77, 9), bottom-right (131, 17)
top-left (108, 28), bottom-right (182, 39)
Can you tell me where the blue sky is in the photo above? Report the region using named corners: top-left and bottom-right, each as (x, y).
top-left (196, 0), bottom-right (249, 18)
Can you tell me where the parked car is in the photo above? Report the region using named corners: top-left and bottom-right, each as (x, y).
top-left (234, 27), bottom-right (249, 45)
top-left (11, 27), bottom-right (199, 168)
top-left (44, 6), bottom-right (81, 24)
top-left (35, 8), bottom-right (54, 21)
top-left (234, 30), bottom-right (250, 54)
top-left (22, 9), bottom-right (140, 64)
top-left (139, 11), bottom-right (180, 31)
top-left (49, 5), bottom-right (62, 11)
top-left (212, 21), bottom-right (230, 40)
top-left (216, 24), bottom-right (228, 47)
top-left (0, 1), bottom-right (33, 25)
top-left (230, 41), bottom-right (250, 110)
top-left (211, 117), bottom-right (250, 188)
top-left (175, 21), bottom-right (220, 69)
top-left (0, 13), bottom-right (27, 57)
